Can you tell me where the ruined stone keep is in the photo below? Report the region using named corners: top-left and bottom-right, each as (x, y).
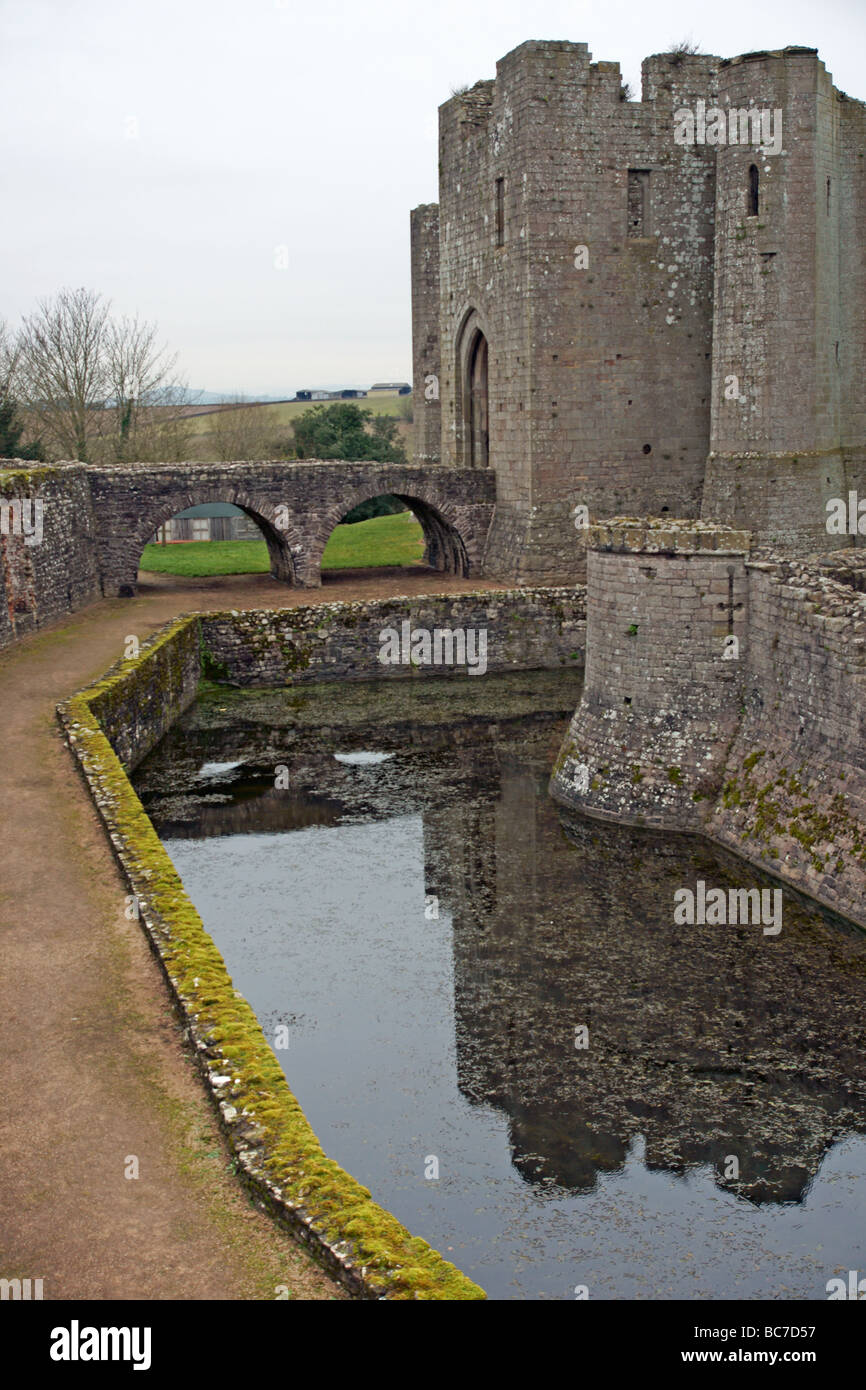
top-left (411, 41), bottom-right (866, 581)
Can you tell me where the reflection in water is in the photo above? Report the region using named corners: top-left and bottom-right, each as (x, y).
top-left (133, 672), bottom-right (866, 1299)
top-left (333, 751), bottom-right (395, 766)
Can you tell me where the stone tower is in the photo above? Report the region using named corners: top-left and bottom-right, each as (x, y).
top-left (410, 41), bottom-right (866, 582)
top-left (702, 49), bottom-right (866, 550)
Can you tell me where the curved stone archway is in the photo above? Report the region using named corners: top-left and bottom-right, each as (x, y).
top-left (106, 484), bottom-right (300, 596)
top-left (305, 485), bottom-right (472, 585)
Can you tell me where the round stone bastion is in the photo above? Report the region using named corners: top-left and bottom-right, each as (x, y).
top-left (550, 518), bottom-right (751, 829)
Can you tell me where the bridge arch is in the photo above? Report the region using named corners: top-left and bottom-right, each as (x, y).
top-left (306, 485), bottom-right (472, 584)
top-left (123, 487), bottom-right (300, 596)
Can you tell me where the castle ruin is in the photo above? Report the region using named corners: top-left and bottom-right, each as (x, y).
top-left (411, 41), bottom-right (866, 581)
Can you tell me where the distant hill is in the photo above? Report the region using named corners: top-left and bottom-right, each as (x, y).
top-left (179, 390), bottom-right (293, 406)
top-left (180, 384), bottom-right (408, 405)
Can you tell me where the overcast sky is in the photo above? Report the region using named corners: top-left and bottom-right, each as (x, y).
top-left (2, 0), bottom-right (863, 396)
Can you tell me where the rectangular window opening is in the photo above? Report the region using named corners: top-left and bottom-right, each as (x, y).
top-left (627, 170), bottom-right (651, 238)
top-left (495, 176), bottom-right (505, 247)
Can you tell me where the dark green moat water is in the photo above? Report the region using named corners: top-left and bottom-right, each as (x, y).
top-left (134, 671), bottom-right (866, 1300)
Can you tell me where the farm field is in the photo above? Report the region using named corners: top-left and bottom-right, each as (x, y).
top-left (182, 391), bottom-right (411, 435)
top-left (139, 509), bottom-right (425, 576)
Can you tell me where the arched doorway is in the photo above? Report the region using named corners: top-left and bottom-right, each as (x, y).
top-left (468, 332), bottom-right (489, 469)
top-left (456, 309), bottom-right (491, 469)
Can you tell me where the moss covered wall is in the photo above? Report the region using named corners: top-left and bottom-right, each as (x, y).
top-left (199, 588), bottom-right (586, 686)
top-left (705, 555), bottom-right (866, 926)
top-left (57, 616), bottom-right (486, 1300)
top-left (553, 526), bottom-right (866, 931)
top-left (86, 618), bottom-right (202, 770)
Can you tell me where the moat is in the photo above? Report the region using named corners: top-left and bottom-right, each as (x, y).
top-left (133, 670), bottom-right (866, 1300)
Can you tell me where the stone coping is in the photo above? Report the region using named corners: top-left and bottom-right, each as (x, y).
top-left (588, 517), bottom-right (751, 555)
top-left (57, 615), bottom-right (485, 1301)
top-left (27, 458), bottom-right (495, 478)
top-left (0, 460), bottom-right (83, 487)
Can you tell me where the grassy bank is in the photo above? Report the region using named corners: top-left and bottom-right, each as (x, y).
top-left (139, 510), bottom-right (425, 577)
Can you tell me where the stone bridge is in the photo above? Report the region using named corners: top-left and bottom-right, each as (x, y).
top-left (88, 461), bottom-right (497, 595)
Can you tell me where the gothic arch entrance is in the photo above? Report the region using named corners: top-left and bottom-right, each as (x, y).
top-left (468, 331), bottom-right (489, 469)
top-left (456, 309), bottom-right (491, 469)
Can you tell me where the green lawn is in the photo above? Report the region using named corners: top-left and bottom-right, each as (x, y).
top-left (138, 510), bottom-right (425, 577)
top-left (139, 539), bottom-right (271, 576)
top-left (321, 509), bottom-right (424, 570)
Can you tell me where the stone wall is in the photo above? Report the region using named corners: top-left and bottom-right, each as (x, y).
top-left (550, 519), bottom-right (751, 828)
top-left (0, 462), bottom-right (100, 648)
top-left (410, 204), bottom-right (441, 465)
top-left (551, 518), bottom-right (866, 930)
top-left (701, 49), bottom-right (866, 552)
top-left (85, 618), bottom-right (202, 770)
top-left (199, 587), bottom-right (586, 687)
top-left (62, 587), bottom-right (584, 770)
top-left (839, 86), bottom-right (866, 510)
top-left (421, 41), bottom-right (726, 580)
top-left (704, 553), bottom-right (866, 925)
top-left (435, 42), bottom-right (724, 582)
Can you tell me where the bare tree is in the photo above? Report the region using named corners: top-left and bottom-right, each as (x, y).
top-left (0, 319), bottom-right (44, 460)
top-left (13, 288), bottom-right (190, 463)
top-left (16, 288), bottom-right (110, 460)
top-left (0, 319), bottom-right (20, 399)
top-left (103, 313), bottom-right (182, 463)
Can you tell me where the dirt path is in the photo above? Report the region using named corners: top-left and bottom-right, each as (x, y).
top-left (0, 566), bottom-right (510, 1301)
